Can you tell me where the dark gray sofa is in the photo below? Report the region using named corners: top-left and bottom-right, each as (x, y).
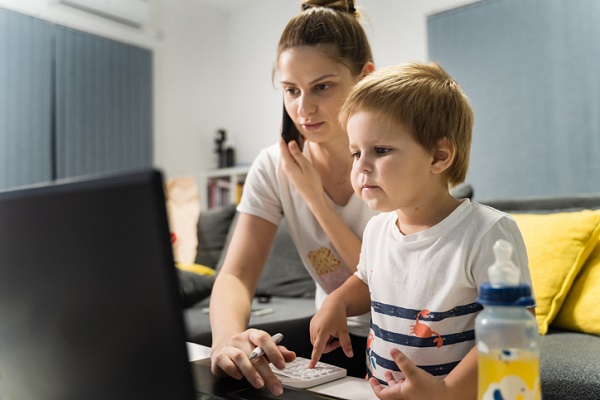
top-left (182, 192), bottom-right (600, 400)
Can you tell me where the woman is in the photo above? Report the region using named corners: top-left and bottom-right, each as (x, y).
top-left (209, 0), bottom-right (376, 395)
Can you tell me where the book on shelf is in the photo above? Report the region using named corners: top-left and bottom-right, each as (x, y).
top-left (207, 177), bottom-right (245, 208)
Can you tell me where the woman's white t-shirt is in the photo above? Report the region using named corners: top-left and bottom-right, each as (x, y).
top-left (238, 143), bottom-right (378, 336)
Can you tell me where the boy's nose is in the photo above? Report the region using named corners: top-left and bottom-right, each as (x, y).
top-left (356, 158), bottom-right (372, 173)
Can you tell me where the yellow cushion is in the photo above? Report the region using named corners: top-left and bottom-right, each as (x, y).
top-left (511, 210), bottom-right (600, 334)
top-left (175, 262), bottom-right (215, 276)
top-left (553, 241), bottom-right (600, 335)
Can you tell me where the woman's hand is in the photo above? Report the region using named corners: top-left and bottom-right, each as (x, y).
top-left (210, 328), bottom-right (296, 396)
top-left (369, 349), bottom-right (448, 400)
top-left (279, 139), bottom-right (326, 207)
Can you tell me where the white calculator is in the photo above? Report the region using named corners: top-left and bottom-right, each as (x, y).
top-left (270, 356), bottom-right (347, 388)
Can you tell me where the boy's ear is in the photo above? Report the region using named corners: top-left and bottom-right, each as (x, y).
top-left (431, 137), bottom-right (455, 175)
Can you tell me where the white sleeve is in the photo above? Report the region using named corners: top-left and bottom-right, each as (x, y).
top-left (237, 144), bottom-right (283, 226)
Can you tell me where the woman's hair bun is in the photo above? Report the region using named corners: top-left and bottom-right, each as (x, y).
top-left (301, 0), bottom-right (357, 16)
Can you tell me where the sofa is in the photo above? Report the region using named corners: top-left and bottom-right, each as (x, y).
top-left (180, 191), bottom-right (600, 400)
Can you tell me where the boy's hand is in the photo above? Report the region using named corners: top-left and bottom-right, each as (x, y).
top-left (369, 348), bottom-right (447, 400)
top-left (309, 301), bottom-right (353, 368)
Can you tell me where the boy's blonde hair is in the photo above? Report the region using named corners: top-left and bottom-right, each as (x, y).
top-left (339, 62), bottom-right (473, 187)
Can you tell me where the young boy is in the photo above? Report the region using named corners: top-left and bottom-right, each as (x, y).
top-left (308, 62), bottom-right (534, 399)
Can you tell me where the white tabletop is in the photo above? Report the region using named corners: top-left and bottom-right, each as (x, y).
top-left (186, 342), bottom-right (374, 400)
top-left (187, 342), bottom-right (211, 362)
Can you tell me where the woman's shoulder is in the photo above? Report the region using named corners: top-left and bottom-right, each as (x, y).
top-left (254, 143), bottom-right (280, 165)
top-left (245, 143), bottom-right (281, 180)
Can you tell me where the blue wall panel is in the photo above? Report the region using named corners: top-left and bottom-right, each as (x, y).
top-left (428, 0), bottom-right (600, 200)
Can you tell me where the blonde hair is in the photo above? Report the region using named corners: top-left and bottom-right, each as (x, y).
top-left (339, 62), bottom-right (473, 187)
top-left (273, 0), bottom-right (373, 79)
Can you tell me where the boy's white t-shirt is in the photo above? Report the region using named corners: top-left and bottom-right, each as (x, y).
top-left (238, 143), bottom-right (378, 337)
top-left (356, 199), bottom-right (534, 382)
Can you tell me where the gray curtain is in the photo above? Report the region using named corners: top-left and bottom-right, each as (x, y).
top-left (55, 26), bottom-right (152, 179)
top-left (428, 0), bottom-right (600, 200)
top-left (0, 9), bottom-right (54, 189)
top-left (0, 8), bottom-right (153, 190)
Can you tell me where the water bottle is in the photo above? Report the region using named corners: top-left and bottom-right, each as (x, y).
top-left (476, 239), bottom-right (541, 400)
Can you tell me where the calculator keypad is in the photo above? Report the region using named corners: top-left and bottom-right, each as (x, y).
top-left (270, 356), bottom-right (347, 388)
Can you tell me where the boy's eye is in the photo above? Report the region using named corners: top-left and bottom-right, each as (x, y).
top-left (375, 147), bottom-right (391, 156)
top-left (351, 151), bottom-right (361, 160)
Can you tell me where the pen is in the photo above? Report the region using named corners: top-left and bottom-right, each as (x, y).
top-left (248, 333), bottom-right (284, 360)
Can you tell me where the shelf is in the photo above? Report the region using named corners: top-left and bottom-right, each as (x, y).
top-left (205, 165), bottom-right (250, 178)
top-left (204, 166), bottom-right (249, 209)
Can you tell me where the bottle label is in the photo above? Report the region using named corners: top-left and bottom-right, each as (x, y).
top-left (478, 349), bottom-right (541, 400)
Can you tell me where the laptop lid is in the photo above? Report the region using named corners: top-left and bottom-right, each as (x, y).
top-left (0, 169), bottom-right (196, 399)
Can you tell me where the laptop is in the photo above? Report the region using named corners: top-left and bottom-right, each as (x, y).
top-left (0, 169), bottom-right (348, 400)
top-left (0, 169), bottom-right (202, 399)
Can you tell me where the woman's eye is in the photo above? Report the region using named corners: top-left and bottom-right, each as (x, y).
top-left (285, 87), bottom-right (299, 96)
top-left (315, 83), bottom-right (331, 92)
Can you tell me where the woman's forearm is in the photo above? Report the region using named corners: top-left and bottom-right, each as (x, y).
top-left (209, 213), bottom-right (279, 347)
top-left (308, 197), bottom-right (362, 273)
top-left (209, 272), bottom-right (254, 347)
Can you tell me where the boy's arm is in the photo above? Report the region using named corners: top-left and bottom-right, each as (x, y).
top-left (309, 275), bottom-right (371, 367)
top-left (370, 346), bottom-right (477, 400)
top-left (443, 346), bottom-right (477, 399)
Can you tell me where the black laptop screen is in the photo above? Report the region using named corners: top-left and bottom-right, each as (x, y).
top-left (0, 170), bottom-right (195, 400)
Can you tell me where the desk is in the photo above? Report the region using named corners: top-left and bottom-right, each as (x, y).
top-left (186, 343), bottom-right (374, 400)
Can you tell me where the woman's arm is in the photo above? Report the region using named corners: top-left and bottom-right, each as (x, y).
top-left (210, 214), bottom-right (275, 343)
top-left (209, 213), bottom-right (295, 396)
top-left (280, 140), bottom-right (363, 272)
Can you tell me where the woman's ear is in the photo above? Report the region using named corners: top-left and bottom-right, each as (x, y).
top-left (360, 62), bottom-right (375, 78)
top-left (431, 137), bottom-right (455, 175)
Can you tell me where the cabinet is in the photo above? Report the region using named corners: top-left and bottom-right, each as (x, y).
top-left (205, 166), bottom-right (249, 209)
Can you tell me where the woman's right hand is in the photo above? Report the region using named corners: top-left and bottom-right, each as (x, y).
top-left (210, 328), bottom-right (297, 396)
top-left (279, 139), bottom-right (326, 208)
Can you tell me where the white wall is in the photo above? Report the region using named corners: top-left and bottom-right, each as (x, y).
top-left (0, 0), bottom-right (479, 202)
top-left (151, 0), bottom-right (229, 187)
top-left (223, 0), bottom-right (480, 168)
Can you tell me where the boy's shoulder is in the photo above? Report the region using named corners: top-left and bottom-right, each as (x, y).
top-left (466, 201), bottom-right (521, 235)
top-left (364, 211), bottom-right (396, 233)
top-left (367, 211), bottom-right (396, 224)
top-left (469, 200), bottom-right (512, 220)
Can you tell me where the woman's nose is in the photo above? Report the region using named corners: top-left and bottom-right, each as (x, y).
top-left (297, 95), bottom-right (316, 118)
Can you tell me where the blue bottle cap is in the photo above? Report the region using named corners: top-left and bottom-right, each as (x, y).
top-left (477, 283), bottom-right (535, 307)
